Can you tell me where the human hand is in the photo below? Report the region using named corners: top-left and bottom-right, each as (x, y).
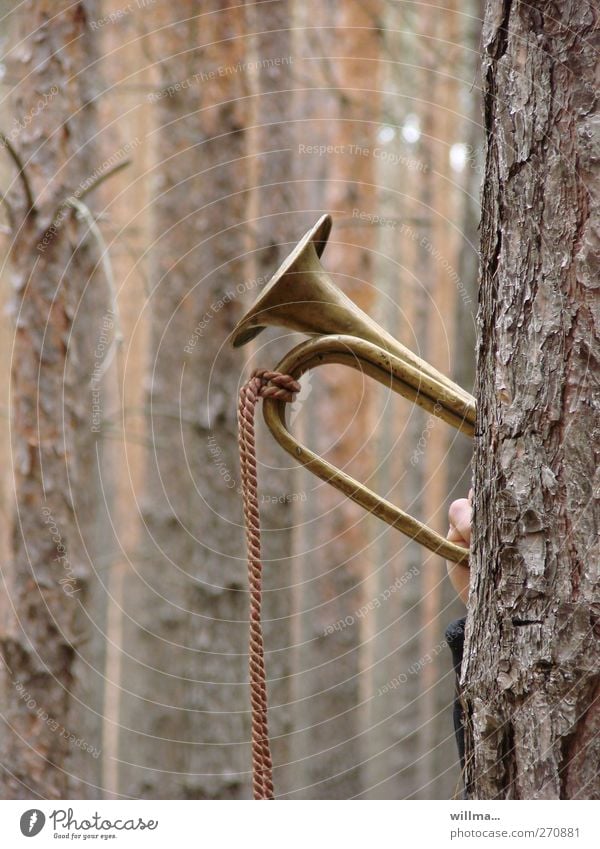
top-left (446, 489), bottom-right (472, 605)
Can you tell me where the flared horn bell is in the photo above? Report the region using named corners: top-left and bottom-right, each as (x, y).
top-left (231, 212), bottom-right (413, 355)
top-left (231, 215), bottom-right (473, 409)
top-left (230, 213), bottom-right (361, 347)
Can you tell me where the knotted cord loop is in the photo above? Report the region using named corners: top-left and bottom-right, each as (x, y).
top-left (238, 369), bottom-right (300, 800)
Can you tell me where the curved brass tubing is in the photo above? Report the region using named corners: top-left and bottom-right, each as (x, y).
top-left (262, 334), bottom-right (475, 565)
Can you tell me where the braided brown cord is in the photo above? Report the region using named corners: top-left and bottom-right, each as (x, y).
top-left (238, 369), bottom-right (301, 800)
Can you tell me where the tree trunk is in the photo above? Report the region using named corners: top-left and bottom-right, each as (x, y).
top-left (463, 0), bottom-right (600, 799)
top-left (416, 0), bottom-right (474, 799)
top-left (118, 0), bottom-right (252, 799)
top-left (0, 0), bottom-right (104, 798)
top-left (365, 2), bottom-right (439, 799)
top-left (282, 0), bottom-right (382, 799)
top-left (242, 0), bottom-right (298, 798)
top-left (93, 0), bottom-right (154, 799)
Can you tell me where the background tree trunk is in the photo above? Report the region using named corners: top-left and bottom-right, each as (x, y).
top-left (242, 0), bottom-right (298, 798)
top-left (463, 0), bottom-right (600, 799)
top-left (0, 0), bottom-right (105, 798)
top-left (93, 0), bottom-right (153, 799)
top-left (282, 0), bottom-right (383, 799)
top-left (118, 1), bottom-right (252, 799)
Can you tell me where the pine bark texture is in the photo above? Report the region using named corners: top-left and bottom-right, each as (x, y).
top-left (0, 0), bottom-right (104, 798)
top-left (463, 0), bottom-right (600, 799)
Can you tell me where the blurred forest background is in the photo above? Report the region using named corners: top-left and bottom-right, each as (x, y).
top-left (0, 0), bottom-right (484, 799)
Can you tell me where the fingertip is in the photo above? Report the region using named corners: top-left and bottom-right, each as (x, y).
top-left (448, 497), bottom-right (469, 524)
top-left (448, 497), bottom-right (472, 542)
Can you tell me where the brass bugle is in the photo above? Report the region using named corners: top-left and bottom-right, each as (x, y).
top-left (231, 214), bottom-right (475, 564)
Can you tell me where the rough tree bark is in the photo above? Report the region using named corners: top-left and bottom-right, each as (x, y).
top-left (463, 0), bottom-right (599, 799)
top-left (0, 0), bottom-right (104, 798)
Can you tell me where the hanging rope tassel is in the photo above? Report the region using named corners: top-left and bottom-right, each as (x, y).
top-left (238, 369), bottom-right (301, 800)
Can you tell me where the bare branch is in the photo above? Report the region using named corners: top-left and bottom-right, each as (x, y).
top-left (0, 132), bottom-right (36, 213)
top-left (67, 197), bottom-right (123, 384)
top-left (0, 191), bottom-right (15, 232)
top-left (77, 158), bottom-right (132, 201)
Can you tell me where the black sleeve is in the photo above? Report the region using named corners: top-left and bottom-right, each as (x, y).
top-left (445, 616), bottom-right (467, 775)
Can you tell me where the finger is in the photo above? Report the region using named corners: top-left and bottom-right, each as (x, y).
top-left (448, 498), bottom-right (471, 546)
top-left (447, 525), bottom-right (468, 547)
top-left (446, 559), bottom-right (470, 605)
